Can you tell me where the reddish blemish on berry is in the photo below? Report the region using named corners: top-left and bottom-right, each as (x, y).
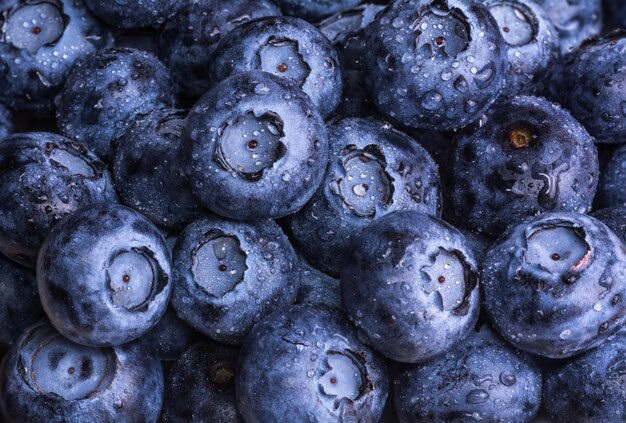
top-left (330, 377), bottom-right (337, 384)
top-left (277, 63), bottom-right (288, 72)
top-left (32, 27), bottom-right (42, 35)
top-left (438, 276), bottom-right (446, 283)
top-left (551, 253), bottom-right (560, 261)
top-left (247, 140), bottom-right (258, 149)
top-left (218, 264), bottom-right (227, 272)
top-left (122, 275), bottom-right (130, 283)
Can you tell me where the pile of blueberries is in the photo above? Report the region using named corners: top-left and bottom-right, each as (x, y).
top-left (0, 0), bottom-right (625, 422)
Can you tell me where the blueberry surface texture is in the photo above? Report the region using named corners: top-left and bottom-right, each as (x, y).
top-left (591, 206), bottom-right (626, 242)
top-left (236, 304), bottom-right (388, 422)
top-left (548, 31), bottom-right (626, 144)
top-left (37, 203), bottom-right (173, 347)
top-left (481, 212), bottom-right (626, 358)
top-left (274, 0), bottom-right (362, 21)
top-left (544, 329), bottom-right (626, 423)
top-left (157, 0), bottom-right (282, 98)
top-left (341, 210), bottom-right (480, 363)
top-left (171, 216), bottom-right (299, 345)
top-left (209, 16), bottom-right (342, 118)
top-left (596, 143), bottom-right (626, 207)
top-left (394, 325), bottom-right (542, 422)
top-left (0, 322), bottom-right (164, 423)
top-left (363, 0), bottom-right (507, 131)
top-left (0, 254), bottom-right (44, 350)
top-left (0, 132), bottom-right (118, 268)
top-left (481, 0), bottom-right (560, 97)
top-left (450, 96), bottom-right (598, 236)
top-left (56, 47), bottom-right (176, 160)
top-left (0, 102), bottom-right (14, 139)
top-left (183, 71), bottom-right (328, 220)
top-left (84, 0), bottom-right (184, 29)
top-left (113, 108), bottom-right (204, 229)
top-left (287, 117), bottom-right (442, 276)
top-left (534, 0), bottom-right (602, 54)
top-left (0, 0), bottom-right (113, 113)
top-left (295, 257), bottom-right (342, 309)
top-left (161, 341), bottom-right (242, 423)
top-left (142, 305), bottom-right (199, 362)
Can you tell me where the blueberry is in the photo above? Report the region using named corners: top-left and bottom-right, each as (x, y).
top-left (171, 216), bottom-right (299, 345)
top-left (0, 132), bottom-right (118, 268)
top-left (157, 0), bottom-right (281, 98)
top-left (295, 258), bottom-right (342, 309)
top-left (481, 212), bottom-right (626, 358)
top-left (84, 0), bottom-right (185, 29)
top-left (37, 203), bottom-right (173, 347)
top-left (394, 325), bottom-right (542, 422)
top-left (548, 31), bottom-right (626, 144)
top-left (236, 304), bottom-right (388, 422)
top-left (544, 329), bottom-right (626, 422)
top-left (0, 322), bottom-right (164, 423)
top-left (596, 144), bottom-right (626, 207)
top-left (481, 0), bottom-right (560, 97)
top-left (56, 47), bottom-right (176, 161)
top-left (209, 16), bottom-right (342, 118)
top-left (273, 0), bottom-right (362, 22)
top-left (0, 0), bottom-right (113, 113)
top-left (591, 206), bottom-right (626, 242)
top-left (0, 254), bottom-right (44, 350)
top-left (318, 4), bottom-right (387, 117)
top-left (183, 71), bottom-right (328, 220)
top-left (362, 0), bottom-right (507, 131)
top-left (341, 210), bottom-right (480, 363)
top-left (0, 102), bottom-right (14, 139)
top-left (449, 96), bottom-right (598, 236)
top-left (113, 108), bottom-right (204, 229)
top-left (142, 305), bottom-right (199, 362)
top-left (161, 341), bottom-right (242, 423)
top-left (534, 0), bottom-right (602, 54)
top-left (287, 117), bottom-right (441, 276)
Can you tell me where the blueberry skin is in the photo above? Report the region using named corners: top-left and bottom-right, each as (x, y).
top-left (534, 0), bottom-right (602, 54)
top-left (171, 216), bottom-right (299, 345)
top-left (161, 341), bottom-right (242, 423)
top-left (0, 102), bottom-right (14, 139)
top-left (394, 327), bottom-right (542, 423)
top-left (273, 0), bottom-right (362, 21)
top-left (287, 118), bottom-right (441, 276)
top-left (84, 0), bottom-right (184, 29)
top-left (0, 0), bottom-right (113, 113)
top-left (113, 108), bottom-right (204, 229)
top-left (295, 258), bottom-right (342, 309)
top-left (0, 322), bottom-right (164, 423)
top-left (481, 212), bottom-right (626, 358)
top-left (183, 71), bottom-right (328, 220)
top-left (341, 211), bottom-right (480, 363)
top-left (597, 144), bottom-right (626, 207)
top-left (157, 0), bottom-right (281, 99)
top-left (591, 206), bottom-right (626, 242)
top-left (548, 32), bottom-right (626, 144)
top-left (544, 329), bottom-right (626, 422)
top-left (56, 47), bottom-right (176, 161)
top-left (0, 254), bottom-right (44, 349)
top-left (481, 0), bottom-right (560, 97)
top-left (236, 304), bottom-right (388, 423)
top-left (362, 0), bottom-right (507, 131)
top-left (142, 305), bottom-right (199, 362)
top-left (37, 203), bottom-right (173, 347)
top-left (450, 96), bottom-right (599, 236)
top-left (209, 16), bottom-right (342, 118)
top-left (0, 132), bottom-right (118, 268)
